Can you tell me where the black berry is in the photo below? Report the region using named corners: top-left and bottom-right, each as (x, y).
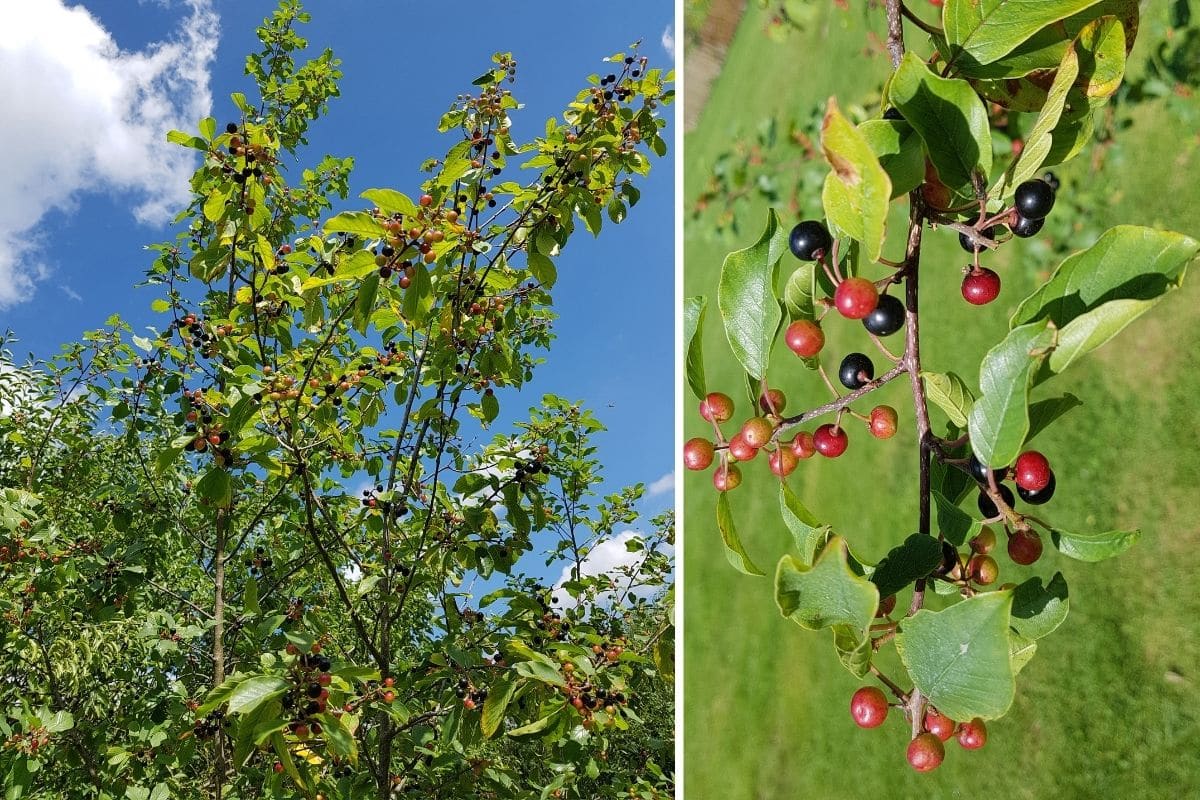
top-left (1010, 214), bottom-right (1045, 238)
top-left (977, 484), bottom-right (1016, 519)
top-left (883, 107), bottom-right (904, 121)
top-left (968, 453), bottom-right (1005, 485)
top-left (225, 122), bottom-right (238, 134)
top-left (838, 353), bottom-right (875, 390)
top-left (862, 294), bottom-right (905, 337)
top-left (789, 220), bottom-right (833, 262)
top-left (959, 226), bottom-right (997, 254)
top-left (1014, 179), bottom-right (1056, 220)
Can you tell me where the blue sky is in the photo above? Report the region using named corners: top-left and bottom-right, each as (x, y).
top-left (0, 0), bottom-right (676, 533)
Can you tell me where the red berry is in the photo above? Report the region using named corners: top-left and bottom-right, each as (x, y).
top-left (382, 677), bottom-right (395, 688)
top-left (790, 431), bottom-right (816, 459)
top-left (907, 732), bottom-right (945, 772)
top-left (850, 686), bottom-right (889, 729)
top-left (382, 690), bottom-right (395, 703)
top-left (740, 417), bottom-right (774, 449)
top-left (962, 268), bottom-right (1001, 305)
top-left (683, 438), bottom-right (715, 471)
top-left (699, 392), bottom-right (734, 424)
top-left (785, 320), bottom-right (825, 358)
top-left (713, 464), bottom-right (742, 492)
top-left (968, 554), bottom-right (999, 585)
top-left (318, 673), bottom-right (332, 686)
top-left (813, 424), bottom-right (848, 458)
top-left (1014, 450), bottom-right (1052, 492)
top-left (834, 277), bottom-right (879, 320)
top-left (1008, 529), bottom-right (1043, 565)
top-left (768, 447), bottom-right (799, 478)
top-left (957, 718), bottom-right (988, 749)
top-left (759, 388), bottom-right (787, 415)
top-left (273, 762), bottom-right (284, 774)
top-left (419, 194), bottom-right (433, 207)
top-left (727, 433), bottom-right (758, 462)
top-left (869, 405), bottom-right (898, 439)
top-left (924, 709), bottom-right (957, 742)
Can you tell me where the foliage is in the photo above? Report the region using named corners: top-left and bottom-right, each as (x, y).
top-left (0, 3), bottom-right (674, 799)
top-left (686, 0), bottom-right (1198, 771)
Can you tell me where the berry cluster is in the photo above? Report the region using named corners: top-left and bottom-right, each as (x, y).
top-left (3, 725), bottom-right (50, 755)
top-left (243, 545), bottom-right (274, 576)
top-left (849, 686), bottom-right (988, 772)
top-left (958, 175), bottom-right (1059, 306)
top-left (456, 676), bottom-right (488, 710)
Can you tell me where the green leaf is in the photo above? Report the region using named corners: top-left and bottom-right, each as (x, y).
top-left (932, 490), bottom-right (982, 546)
top-left (819, 98), bottom-right (891, 262)
top-left (195, 467), bottom-right (232, 509)
top-left (716, 492), bottom-right (765, 576)
top-left (967, 321), bottom-right (1056, 469)
top-left (481, 392), bottom-right (499, 424)
top-left (1010, 631), bottom-right (1038, 674)
top-left (507, 708), bottom-right (563, 739)
top-left (316, 713), bottom-right (357, 762)
top-left (1050, 297), bottom-right (1163, 374)
top-left (1073, 16), bottom-right (1128, 101)
top-left (203, 189), bottom-right (229, 223)
top-left (775, 536), bottom-right (878, 635)
top-left (921, 371), bottom-right (976, 427)
top-left (233, 698), bottom-right (280, 767)
top-left (834, 625), bottom-right (873, 678)
top-left (896, 591), bottom-right (1015, 721)
top-left (360, 188), bottom-right (419, 219)
top-left (401, 264), bottom-right (434, 325)
top-left (943, 0), bottom-right (1103, 68)
top-left (717, 209), bottom-right (789, 380)
top-left (271, 731), bottom-right (307, 790)
top-left (1006, 41), bottom-right (1080, 191)
top-left (197, 675), bottom-right (244, 716)
top-left (1050, 527), bottom-right (1140, 562)
top-left (243, 577), bottom-right (260, 616)
top-left (782, 263), bottom-right (817, 322)
top-left (779, 482), bottom-right (830, 566)
top-left (683, 295), bottom-right (708, 401)
top-left (527, 253), bottom-right (557, 288)
top-left (948, 0), bottom-right (1138, 80)
top-left (323, 211), bottom-right (386, 239)
top-left (859, 119), bottom-right (924, 199)
top-left (1011, 572), bottom-right (1069, 640)
top-left (888, 52), bottom-right (991, 197)
top-left (353, 273), bottom-right (380, 335)
top-left (1026, 394), bottom-right (1082, 443)
top-left (870, 533), bottom-right (943, 599)
top-left (227, 676), bottom-right (290, 715)
top-left (481, 677), bottom-right (518, 738)
top-left (514, 659), bottom-right (565, 688)
top-left (1012, 226), bottom-right (1199, 330)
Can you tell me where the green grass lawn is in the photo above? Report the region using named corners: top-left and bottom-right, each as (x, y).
top-left (683, 5), bottom-right (1200, 799)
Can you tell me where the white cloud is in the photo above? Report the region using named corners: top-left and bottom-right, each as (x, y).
top-left (0, 0), bottom-right (219, 308)
top-left (647, 471), bottom-right (674, 497)
top-left (552, 530), bottom-right (671, 607)
top-left (661, 24), bottom-right (675, 61)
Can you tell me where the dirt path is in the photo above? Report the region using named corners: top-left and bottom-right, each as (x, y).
top-left (684, 0), bottom-right (747, 131)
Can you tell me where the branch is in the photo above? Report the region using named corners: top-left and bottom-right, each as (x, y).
top-left (774, 362), bottom-right (908, 440)
top-left (884, 0), bottom-right (906, 69)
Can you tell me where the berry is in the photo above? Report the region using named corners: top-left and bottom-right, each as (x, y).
top-left (962, 267), bottom-right (1001, 305)
top-left (1008, 528), bottom-right (1043, 565)
top-left (788, 220), bottom-right (833, 261)
top-left (768, 447), bottom-right (799, 478)
top-left (727, 433), bottom-right (758, 462)
top-left (740, 417), bottom-right (774, 449)
top-left (1010, 213), bottom-right (1044, 238)
top-left (785, 320), bottom-right (825, 358)
top-left (834, 277), bottom-right (879, 320)
top-left (699, 392), bottom-right (735, 423)
top-left (1017, 471), bottom-right (1056, 505)
top-left (924, 709), bottom-right (957, 742)
top-left (977, 484), bottom-right (1015, 519)
top-left (967, 454), bottom-right (1005, 485)
top-left (850, 686), bottom-right (889, 728)
top-left (1014, 451), bottom-right (1052, 492)
top-left (882, 107), bottom-right (904, 120)
top-left (225, 122), bottom-right (239, 134)
top-left (1014, 179), bottom-right (1055, 220)
top-left (968, 554), bottom-right (999, 586)
top-left (838, 353), bottom-right (875, 390)
top-left (907, 733), bottom-right (945, 772)
top-left (934, 540), bottom-right (962, 579)
top-left (683, 438), bottom-right (715, 471)
top-left (813, 424), bottom-right (848, 458)
top-left (969, 527), bottom-right (997, 555)
top-left (958, 226), bottom-right (997, 254)
top-left (713, 464), bottom-right (742, 492)
top-left (957, 718), bottom-right (988, 750)
top-left (382, 690), bottom-right (395, 703)
top-left (759, 388), bottom-right (787, 415)
top-left (869, 405), bottom-right (898, 439)
top-left (790, 432), bottom-right (817, 459)
top-left (419, 194), bottom-right (434, 207)
top-left (862, 294), bottom-right (905, 337)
